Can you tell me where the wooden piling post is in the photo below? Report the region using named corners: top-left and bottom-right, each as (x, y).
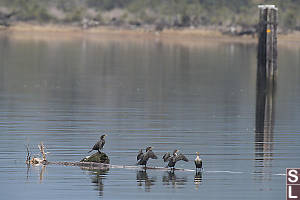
top-left (255, 5), bottom-right (278, 133)
top-left (255, 5), bottom-right (278, 151)
top-left (257, 5), bottom-right (278, 82)
top-left (254, 5), bottom-right (277, 171)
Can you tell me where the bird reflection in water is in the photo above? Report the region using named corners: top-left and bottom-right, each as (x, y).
top-left (194, 172), bottom-right (203, 189)
top-left (162, 171), bottom-right (187, 188)
top-left (136, 170), bottom-right (156, 192)
top-left (88, 168), bottom-right (109, 197)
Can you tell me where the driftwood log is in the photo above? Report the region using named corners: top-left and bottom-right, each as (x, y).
top-left (26, 142), bottom-right (110, 169)
top-left (26, 142), bottom-right (194, 172)
top-left (81, 152), bottom-right (110, 164)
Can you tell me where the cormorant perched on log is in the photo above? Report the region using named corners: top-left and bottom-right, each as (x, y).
top-left (88, 134), bottom-right (107, 154)
top-left (194, 152), bottom-right (203, 172)
top-left (163, 149), bottom-right (188, 171)
top-left (137, 147), bottom-right (158, 168)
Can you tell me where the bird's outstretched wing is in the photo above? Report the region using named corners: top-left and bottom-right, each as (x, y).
top-left (163, 152), bottom-right (171, 162)
top-left (145, 150), bottom-right (157, 159)
top-left (137, 149), bottom-right (143, 161)
top-left (137, 158), bottom-right (144, 165)
top-left (175, 154), bottom-right (189, 162)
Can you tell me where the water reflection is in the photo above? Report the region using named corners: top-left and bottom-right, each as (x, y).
top-left (39, 165), bottom-right (46, 183)
top-left (136, 170), bottom-right (156, 192)
top-left (88, 169), bottom-right (109, 197)
top-left (2, 34), bottom-right (298, 199)
top-left (194, 172), bottom-right (203, 189)
top-left (26, 165), bottom-right (47, 183)
top-left (162, 171), bottom-right (187, 188)
top-left (254, 57), bottom-right (277, 180)
top-left (26, 164), bottom-right (30, 181)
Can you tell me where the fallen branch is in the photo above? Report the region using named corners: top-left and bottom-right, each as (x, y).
top-left (27, 142), bottom-right (110, 169)
top-left (25, 144), bottom-right (30, 164)
top-left (38, 142), bottom-right (47, 161)
top-left (26, 142), bottom-right (194, 172)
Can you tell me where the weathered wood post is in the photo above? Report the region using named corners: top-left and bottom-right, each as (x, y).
top-left (256, 5), bottom-right (278, 133)
top-left (255, 5), bottom-right (278, 168)
top-left (257, 5), bottom-right (278, 83)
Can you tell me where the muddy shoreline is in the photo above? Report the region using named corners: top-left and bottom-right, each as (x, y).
top-left (1, 23), bottom-right (300, 46)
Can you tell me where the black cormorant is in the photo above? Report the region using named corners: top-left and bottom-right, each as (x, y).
top-left (137, 149), bottom-right (144, 161)
top-left (88, 134), bottom-right (107, 154)
top-left (163, 149), bottom-right (188, 171)
top-left (194, 152), bottom-right (203, 172)
top-left (137, 147), bottom-right (158, 168)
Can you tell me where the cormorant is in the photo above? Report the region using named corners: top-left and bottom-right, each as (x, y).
top-left (137, 149), bottom-right (144, 161)
top-left (194, 152), bottom-right (203, 172)
top-left (88, 134), bottom-right (107, 154)
top-left (163, 149), bottom-right (188, 171)
top-left (137, 147), bottom-right (158, 168)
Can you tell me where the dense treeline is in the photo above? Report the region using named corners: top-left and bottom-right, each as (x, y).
top-left (0, 0), bottom-right (299, 30)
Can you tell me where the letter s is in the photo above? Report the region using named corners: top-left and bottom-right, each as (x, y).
top-left (288, 170), bottom-right (299, 183)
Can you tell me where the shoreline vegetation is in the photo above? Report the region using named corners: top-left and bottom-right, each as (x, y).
top-left (1, 23), bottom-right (300, 45)
top-left (1, 1), bottom-right (300, 44)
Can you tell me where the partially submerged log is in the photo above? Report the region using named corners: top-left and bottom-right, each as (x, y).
top-left (26, 142), bottom-right (109, 169)
top-left (81, 152), bottom-right (110, 164)
top-left (26, 142), bottom-right (194, 172)
top-left (49, 161), bottom-right (110, 170)
top-left (26, 142), bottom-right (49, 165)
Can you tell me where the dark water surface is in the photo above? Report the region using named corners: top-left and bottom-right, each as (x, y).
top-left (0, 34), bottom-right (300, 199)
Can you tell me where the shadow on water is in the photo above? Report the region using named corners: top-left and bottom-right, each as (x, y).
top-left (162, 171), bottom-right (188, 188)
top-left (136, 170), bottom-right (157, 192)
top-left (87, 168), bottom-right (109, 197)
top-left (254, 56), bottom-right (277, 180)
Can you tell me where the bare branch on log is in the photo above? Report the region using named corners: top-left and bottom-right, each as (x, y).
top-left (38, 142), bottom-right (47, 161)
top-left (25, 144), bottom-right (31, 165)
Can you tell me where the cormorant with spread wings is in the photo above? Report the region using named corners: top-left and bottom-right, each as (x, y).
top-left (137, 147), bottom-right (158, 168)
top-left (163, 149), bottom-right (189, 171)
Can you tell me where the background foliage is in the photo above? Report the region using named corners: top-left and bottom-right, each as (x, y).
top-left (0, 0), bottom-right (299, 29)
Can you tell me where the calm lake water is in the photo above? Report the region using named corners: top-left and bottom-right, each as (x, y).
top-left (0, 33), bottom-right (300, 199)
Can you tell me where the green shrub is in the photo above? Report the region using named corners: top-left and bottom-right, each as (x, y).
top-left (65, 8), bottom-right (85, 22)
top-left (283, 10), bottom-right (297, 29)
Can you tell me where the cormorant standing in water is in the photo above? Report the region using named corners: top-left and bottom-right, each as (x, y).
top-left (163, 149), bottom-right (189, 171)
top-left (137, 149), bottom-right (143, 161)
top-left (194, 152), bottom-right (203, 172)
top-left (137, 147), bottom-right (158, 168)
top-left (88, 134), bottom-right (107, 153)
